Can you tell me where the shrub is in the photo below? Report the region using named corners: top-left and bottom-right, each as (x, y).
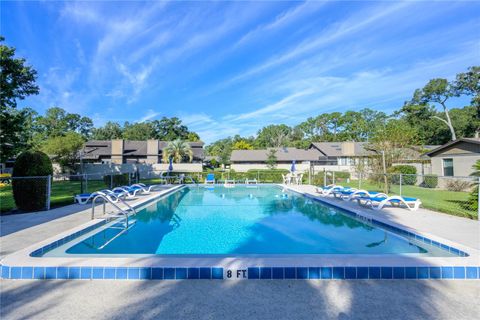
top-left (103, 174), bottom-right (129, 188)
top-left (421, 174), bottom-right (438, 188)
top-left (445, 179), bottom-right (471, 192)
top-left (387, 165), bottom-right (417, 185)
top-left (247, 169), bottom-right (289, 183)
top-left (12, 151), bottom-right (53, 212)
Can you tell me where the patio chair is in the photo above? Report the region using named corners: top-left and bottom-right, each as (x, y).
top-left (205, 173), bottom-right (215, 184)
top-left (295, 173), bottom-right (304, 185)
top-left (282, 174), bottom-right (292, 185)
top-left (355, 195), bottom-right (422, 211)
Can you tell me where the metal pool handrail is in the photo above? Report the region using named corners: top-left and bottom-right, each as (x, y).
top-left (91, 194), bottom-right (137, 228)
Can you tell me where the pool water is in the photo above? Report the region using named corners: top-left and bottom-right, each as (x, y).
top-left (61, 185), bottom-right (452, 256)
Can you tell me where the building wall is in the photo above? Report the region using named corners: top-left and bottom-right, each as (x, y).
top-left (431, 155), bottom-right (479, 177)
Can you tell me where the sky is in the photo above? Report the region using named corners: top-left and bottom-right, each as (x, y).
top-left (2, 0), bottom-right (479, 143)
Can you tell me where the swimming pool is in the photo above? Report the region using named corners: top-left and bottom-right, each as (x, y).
top-left (46, 185), bottom-right (454, 257)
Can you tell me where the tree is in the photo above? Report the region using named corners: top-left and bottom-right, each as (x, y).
top-left (34, 107), bottom-right (93, 141)
top-left (162, 139), bottom-right (193, 163)
top-left (409, 78), bottom-right (457, 140)
top-left (41, 132), bottom-right (85, 173)
top-left (265, 149), bottom-right (278, 170)
top-left (0, 107), bottom-right (38, 162)
top-left (0, 37), bottom-right (39, 161)
top-left (232, 140), bottom-right (253, 150)
top-left (367, 119), bottom-right (418, 192)
top-left (186, 132), bottom-right (200, 142)
top-left (91, 121), bottom-right (123, 140)
top-left (454, 66), bottom-right (480, 108)
top-left (256, 124), bottom-right (292, 148)
top-left (0, 36), bottom-right (39, 110)
top-left (454, 66), bottom-right (480, 136)
top-left (122, 121), bottom-right (155, 140)
top-left (151, 117), bottom-right (190, 140)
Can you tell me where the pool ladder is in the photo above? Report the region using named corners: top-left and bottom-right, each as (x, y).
top-left (91, 194), bottom-right (137, 229)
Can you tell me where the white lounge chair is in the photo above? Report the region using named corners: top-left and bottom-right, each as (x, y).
top-left (74, 190), bottom-right (121, 204)
top-left (245, 178), bottom-right (258, 184)
top-left (319, 186), bottom-right (356, 196)
top-left (332, 189), bottom-right (388, 201)
top-left (315, 184), bottom-right (336, 193)
top-left (112, 186), bottom-right (143, 198)
top-left (131, 183), bottom-right (159, 193)
top-left (356, 195), bottom-right (422, 211)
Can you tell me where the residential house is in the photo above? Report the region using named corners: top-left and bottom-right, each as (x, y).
top-left (425, 138), bottom-right (480, 177)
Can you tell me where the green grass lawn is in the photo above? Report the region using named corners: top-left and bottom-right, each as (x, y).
top-left (341, 180), bottom-right (476, 219)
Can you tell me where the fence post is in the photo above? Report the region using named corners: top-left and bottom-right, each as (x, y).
top-left (324, 170), bottom-right (326, 186)
top-left (46, 175), bottom-right (51, 211)
top-left (128, 172), bottom-right (131, 186)
top-left (359, 172), bottom-right (362, 189)
top-left (332, 171), bottom-right (335, 185)
top-left (110, 174), bottom-right (113, 189)
top-left (399, 174), bottom-right (402, 196)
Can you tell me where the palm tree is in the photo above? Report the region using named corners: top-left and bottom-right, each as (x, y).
top-left (162, 139), bottom-right (193, 163)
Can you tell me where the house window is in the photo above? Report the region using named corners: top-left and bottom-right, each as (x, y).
top-left (443, 158), bottom-right (454, 176)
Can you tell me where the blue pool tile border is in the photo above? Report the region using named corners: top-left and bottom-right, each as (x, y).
top-left (1, 265), bottom-right (478, 280)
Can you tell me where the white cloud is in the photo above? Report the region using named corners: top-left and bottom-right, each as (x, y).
top-left (138, 109), bottom-right (161, 122)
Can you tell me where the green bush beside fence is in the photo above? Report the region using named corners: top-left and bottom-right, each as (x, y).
top-left (12, 151), bottom-right (53, 212)
top-left (388, 165), bottom-right (417, 185)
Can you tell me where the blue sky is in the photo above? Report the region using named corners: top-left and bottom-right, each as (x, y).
top-left (2, 1), bottom-right (479, 143)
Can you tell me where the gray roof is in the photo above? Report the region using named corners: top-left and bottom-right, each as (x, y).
top-left (124, 141), bottom-right (147, 156)
top-left (424, 138), bottom-right (480, 157)
top-left (82, 140), bottom-right (204, 160)
top-left (83, 140), bottom-right (112, 159)
top-left (231, 148), bottom-right (322, 162)
top-left (310, 142), bottom-right (373, 157)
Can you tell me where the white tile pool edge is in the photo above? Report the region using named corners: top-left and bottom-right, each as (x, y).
top-left (1, 184), bottom-right (479, 280)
